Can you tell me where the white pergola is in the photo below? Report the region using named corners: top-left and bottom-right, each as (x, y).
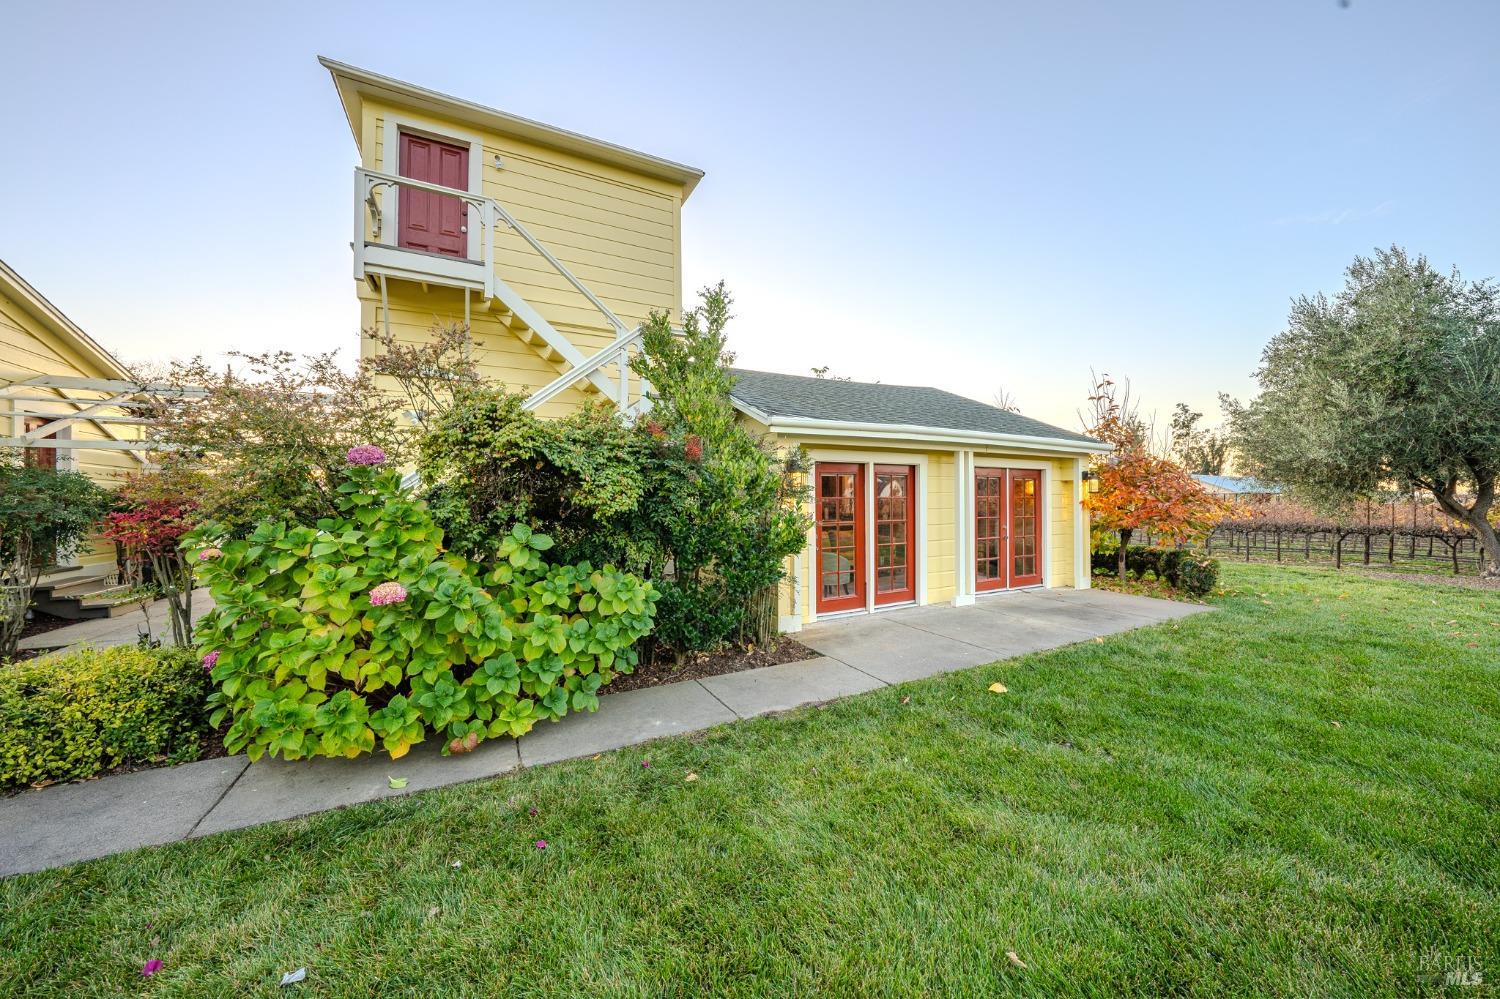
top-left (0, 373), bottom-right (203, 465)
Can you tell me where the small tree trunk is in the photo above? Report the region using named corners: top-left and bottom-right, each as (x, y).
top-left (1363, 533), bottom-right (1371, 565)
top-left (1334, 532), bottom-right (1344, 569)
top-left (1117, 528), bottom-right (1132, 578)
top-left (0, 535), bottom-right (42, 660)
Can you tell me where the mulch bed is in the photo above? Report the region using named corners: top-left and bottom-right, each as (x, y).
top-left (610, 637), bottom-right (821, 694)
top-left (17, 609), bottom-right (75, 642)
top-left (5, 611), bottom-right (79, 663)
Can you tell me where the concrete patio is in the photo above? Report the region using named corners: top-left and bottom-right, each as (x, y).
top-left (0, 587), bottom-right (1208, 878)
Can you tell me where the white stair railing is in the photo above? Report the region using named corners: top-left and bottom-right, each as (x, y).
top-left (522, 326), bottom-right (652, 418)
top-left (353, 166), bottom-right (651, 413)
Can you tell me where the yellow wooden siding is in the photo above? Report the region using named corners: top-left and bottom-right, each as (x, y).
top-left (763, 434), bottom-right (1085, 625)
top-left (358, 100), bottom-right (685, 404)
top-left (1049, 459), bottom-right (1077, 587)
top-left (925, 452), bottom-right (957, 603)
top-left (2, 288), bottom-right (141, 569)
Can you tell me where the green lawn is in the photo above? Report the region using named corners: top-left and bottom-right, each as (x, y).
top-left (4, 564), bottom-right (1496, 998)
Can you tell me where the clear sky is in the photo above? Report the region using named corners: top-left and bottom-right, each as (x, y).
top-left (3, 0), bottom-right (1496, 431)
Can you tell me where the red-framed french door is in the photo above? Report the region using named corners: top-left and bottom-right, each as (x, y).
top-left (1008, 470), bottom-right (1043, 587)
top-left (974, 468), bottom-right (1006, 592)
top-left (815, 463), bottom-right (865, 613)
top-left (874, 465), bottom-right (917, 605)
top-left (398, 132), bottom-right (469, 257)
top-left (974, 467), bottom-right (1044, 590)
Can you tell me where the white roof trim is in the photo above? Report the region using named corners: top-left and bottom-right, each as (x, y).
top-left (319, 56), bottom-right (705, 199)
top-left (0, 259), bottom-right (132, 381)
top-left (732, 400), bottom-right (1111, 455)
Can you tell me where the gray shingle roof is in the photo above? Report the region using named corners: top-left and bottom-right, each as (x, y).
top-left (728, 369), bottom-right (1101, 446)
top-left (1192, 474), bottom-right (1282, 495)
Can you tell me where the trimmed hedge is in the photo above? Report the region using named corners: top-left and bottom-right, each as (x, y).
top-left (1092, 545), bottom-right (1220, 597)
top-left (0, 646), bottom-right (213, 789)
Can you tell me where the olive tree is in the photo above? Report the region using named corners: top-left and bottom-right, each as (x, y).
top-left (1232, 247), bottom-right (1500, 576)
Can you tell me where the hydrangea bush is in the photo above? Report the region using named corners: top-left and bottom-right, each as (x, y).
top-left (192, 451), bottom-right (658, 762)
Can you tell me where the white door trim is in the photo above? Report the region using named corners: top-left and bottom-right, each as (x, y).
top-left (806, 449), bottom-right (931, 621)
top-left (379, 114), bottom-right (487, 262)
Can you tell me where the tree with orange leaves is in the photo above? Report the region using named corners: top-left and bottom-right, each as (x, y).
top-left (1082, 375), bottom-right (1230, 578)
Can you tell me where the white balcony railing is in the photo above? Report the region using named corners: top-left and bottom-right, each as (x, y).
top-left (352, 167), bottom-right (649, 415)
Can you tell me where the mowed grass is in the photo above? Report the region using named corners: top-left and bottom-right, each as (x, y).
top-left (3, 564), bottom-right (1496, 998)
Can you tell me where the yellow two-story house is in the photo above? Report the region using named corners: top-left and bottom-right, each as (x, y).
top-left (323, 58), bottom-right (1107, 635)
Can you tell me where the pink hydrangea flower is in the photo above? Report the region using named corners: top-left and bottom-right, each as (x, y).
top-left (346, 444), bottom-right (387, 466)
top-left (197, 547), bottom-right (222, 561)
top-left (141, 959), bottom-right (164, 977)
top-left (369, 581), bottom-right (408, 606)
top-left (202, 651), bottom-right (219, 672)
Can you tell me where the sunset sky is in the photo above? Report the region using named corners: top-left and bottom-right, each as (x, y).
top-left (4, 0), bottom-right (1496, 430)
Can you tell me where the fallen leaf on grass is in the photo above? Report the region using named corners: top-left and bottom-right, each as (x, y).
top-left (1094, 636), bottom-right (1104, 643)
top-left (427, 906), bottom-right (439, 919)
top-left (1006, 951), bottom-right (1027, 969)
top-left (279, 967), bottom-right (307, 986)
top-left (900, 695), bottom-right (911, 705)
top-left (685, 772), bottom-right (699, 782)
top-left (388, 776), bottom-right (408, 790)
top-left (988, 682), bottom-right (1008, 694)
top-left (1330, 721), bottom-right (1342, 728)
top-left (450, 860), bottom-right (462, 869)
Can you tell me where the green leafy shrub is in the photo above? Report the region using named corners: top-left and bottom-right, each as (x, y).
top-left (193, 455), bottom-right (657, 762)
top-left (418, 392), bottom-right (649, 567)
top-left (417, 285), bottom-right (810, 660)
top-left (0, 646), bottom-right (212, 788)
top-left (1175, 552), bottom-right (1220, 596)
top-left (1092, 545), bottom-right (1217, 596)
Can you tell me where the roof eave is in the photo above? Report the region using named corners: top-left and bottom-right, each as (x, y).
top-left (318, 56), bottom-right (706, 200)
top-left (0, 259), bottom-right (132, 381)
top-left (732, 403), bottom-right (1111, 455)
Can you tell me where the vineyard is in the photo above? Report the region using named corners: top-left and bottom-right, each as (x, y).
top-left (1202, 521), bottom-right (1490, 575)
top-left (1133, 498), bottom-right (1496, 577)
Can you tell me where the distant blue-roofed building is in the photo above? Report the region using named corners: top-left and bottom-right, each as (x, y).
top-left (1192, 474), bottom-right (1282, 500)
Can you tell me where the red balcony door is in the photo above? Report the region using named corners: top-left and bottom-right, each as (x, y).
top-left (874, 465), bottom-right (917, 605)
top-left (1009, 470), bottom-right (1043, 587)
top-left (974, 467), bottom-right (1044, 590)
top-left (398, 132), bottom-right (469, 258)
top-left (815, 463), bottom-right (865, 613)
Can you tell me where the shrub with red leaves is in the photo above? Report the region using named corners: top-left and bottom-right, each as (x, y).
top-left (684, 435), bottom-right (703, 463)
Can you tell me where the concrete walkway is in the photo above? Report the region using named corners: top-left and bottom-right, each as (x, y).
top-left (19, 590), bottom-right (214, 653)
top-left (0, 588), bottom-right (1207, 877)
